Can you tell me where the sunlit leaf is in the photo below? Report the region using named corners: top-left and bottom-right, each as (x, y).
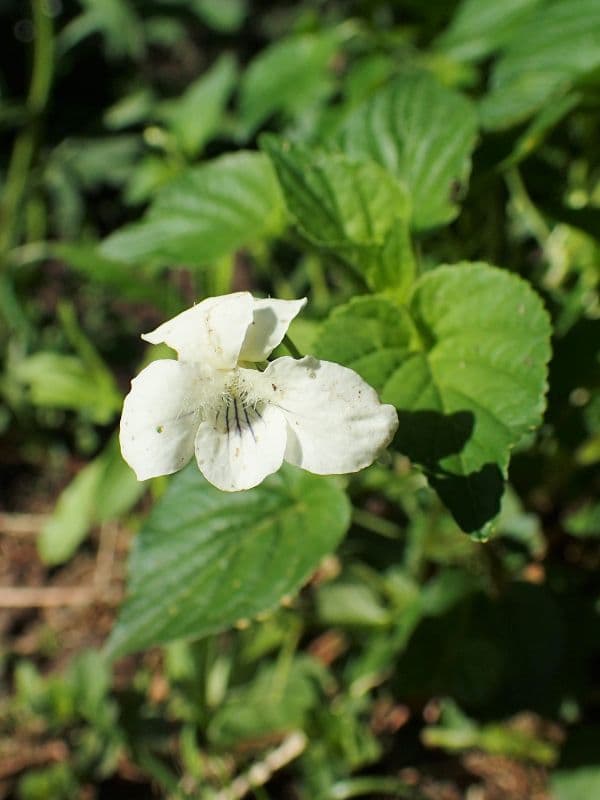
top-left (317, 264), bottom-right (552, 535)
top-left (101, 152), bottom-right (285, 267)
top-left (107, 465), bottom-right (350, 656)
top-left (39, 437), bottom-right (145, 566)
top-left (480, 0), bottom-right (600, 129)
top-left (435, 0), bottom-right (543, 62)
top-left (338, 71), bottom-right (478, 230)
top-left (262, 136), bottom-right (412, 291)
top-left (238, 31), bottom-right (340, 137)
top-left (158, 54), bottom-right (237, 157)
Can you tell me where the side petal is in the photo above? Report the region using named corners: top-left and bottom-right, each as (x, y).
top-left (142, 292), bottom-right (254, 368)
top-left (120, 360), bottom-right (201, 480)
top-left (195, 401), bottom-right (287, 491)
top-left (265, 356), bottom-right (398, 475)
top-left (239, 297), bottom-right (307, 362)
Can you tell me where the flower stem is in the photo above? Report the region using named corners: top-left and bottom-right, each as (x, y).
top-left (0, 0), bottom-right (54, 264)
top-left (282, 334), bottom-right (302, 359)
top-left (352, 508), bottom-right (402, 539)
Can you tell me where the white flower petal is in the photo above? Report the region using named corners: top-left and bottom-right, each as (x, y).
top-left (264, 356), bottom-right (398, 475)
top-left (239, 297), bottom-right (307, 362)
top-left (142, 292), bottom-right (254, 368)
top-left (195, 401), bottom-right (287, 491)
top-left (120, 359), bottom-right (201, 481)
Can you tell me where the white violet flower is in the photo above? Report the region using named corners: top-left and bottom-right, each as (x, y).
top-left (120, 292), bottom-right (398, 491)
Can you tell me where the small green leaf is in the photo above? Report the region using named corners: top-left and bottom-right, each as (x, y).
top-left (39, 459), bottom-right (106, 567)
top-left (317, 264), bottom-right (552, 535)
top-left (208, 656), bottom-right (322, 746)
top-left (189, 0), bottom-right (246, 32)
top-left (316, 581), bottom-right (391, 627)
top-left (158, 54), bottom-right (237, 158)
top-left (239, 31), bottom-right (340, 137)
top-left (338, 71), bottom-right (478, 230)
top-left (101, 152), bottom-right (285, 267)
top-left (107, 465), bottom-right (350, 657)
top-left (262, 137), bottom-right (412, 291)
top-left (480, 0), bottom-right (600, 129)
top-left (14, 352), bottom-right (120, 424)
top-left (552, 765), bottom-right (600, 800)
top-left (435, 0), bottom-right (543, 63)
top-left (59, 0), bottom-right (145, 60)
top-left (39, 437), bottom-right (145, 565)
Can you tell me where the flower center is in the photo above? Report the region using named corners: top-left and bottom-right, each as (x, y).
top-left (202, 367), bottom-right (267, 438)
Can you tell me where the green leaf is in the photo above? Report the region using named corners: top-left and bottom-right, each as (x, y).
top-left (387, 264), bottom-right (551, 535)
top-left (208, 656), bottom-right (322, 746)
top-left (14, 353), bottom-right (120, 423)
top-left (158, 54), bottom-right (237, 157)
top-left (564, 501), bottom-right (600, 538)
top-left (13, 302), bottom-right (122, 424)
top-left (39, 458), bottom-right (105, 567)
top-left (59, 0), bottom-right (145, 60)
top-left (422, 698), bottom-right (557, 764)
top-left (39, 437), bottom-right (145, 566)
top-left (316, 295), bottom-right (415, 391)
top-left (261, 137), bottom-right (413, 291)
top-left (238, 31), bottom-right (340, 137)
top-left (47, 135), bottom-right (142, 191)
top-left (338, 71), bottom-right (478, 230)
top-left (189, 0), bottom-right (246, 32)
top-left (107, 465), bottom-right (350, 657)
top-left (480, 0), bottom-right (600, 129)
top-left (103, 87), bottom-right (155, 130)
top-left (53, 242), bottom-right (180, 311)
top-left (435, 0), bottom-right (543, 63)
top-left (316, 581), bottom-right (391, 627)
top-left (317, 264), bottom-right (552, 535)
top-left (552, 766), bottom-right (600, 800)
top-left (100, 152), bottom-right (285, 267)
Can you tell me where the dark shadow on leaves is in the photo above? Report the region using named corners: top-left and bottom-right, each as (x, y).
top-left (395, 410), bottom-right (504, 534)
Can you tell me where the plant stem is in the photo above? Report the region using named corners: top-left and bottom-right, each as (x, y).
top-left (282, 334), bottom-right (302, 359)
top-left (0, 0), bottom-right (54, 263)
top-left (352, 507), bottom-right (402, 539)
top-left (504, 167), bottom-right (551, 246)
top-left (329, 776), bottom-right (424, 799)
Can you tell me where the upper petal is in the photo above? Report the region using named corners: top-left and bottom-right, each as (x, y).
top-left (264, 356), bottom-right (398, 475)
top-left (142, 293), bottom-right (254, 368)
top-left (239, 297), bottom-right (307, 362)
top-left (194, 400), bottom-right (287, 491)
top-left (120, 359), bottom-right (201, 481)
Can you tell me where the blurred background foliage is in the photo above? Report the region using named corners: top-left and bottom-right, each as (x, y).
top-left (0, 0), bottom-right (599, 798)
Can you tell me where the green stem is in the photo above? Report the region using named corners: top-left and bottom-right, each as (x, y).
top-left (504, 167), bottom-right (551, 246)
top-left (352, 507), bottom-right (402, 539)
top-left (282, 334), bottom-right (302, 359)
top-left (329, 776), bottom-right (424, 799)
top-left (0, 0), bottom-right (54, 263)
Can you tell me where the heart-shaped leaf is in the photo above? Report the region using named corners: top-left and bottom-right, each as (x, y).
top-left (101, 152), bottom-right (285, 267)
top-left (107, 465), bottom-right (350, 657)
top-left (337, 72), bottom-right (478, 230)
top-left (480, 0), bottom-right (600, 129)
top-left (262, 136), bottom-right (413, 291)
top-left (317, 263), bottom-right (552, 535)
